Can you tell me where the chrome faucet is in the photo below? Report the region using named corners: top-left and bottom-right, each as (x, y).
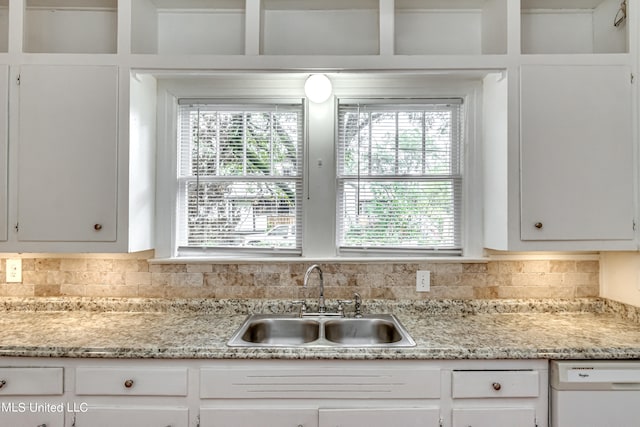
top-left (303, 264), bottom-right (326, 313)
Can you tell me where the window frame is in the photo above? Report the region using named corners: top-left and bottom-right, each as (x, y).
top-left (175, 100), bottom-right (305, 257)
top-left (153, 74), bottom-right (483, 260)
top-left (335, 98), bottom-right (465, 255)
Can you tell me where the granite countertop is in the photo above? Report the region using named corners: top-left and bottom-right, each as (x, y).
top-left (0, 297), bottom-right (639, 360)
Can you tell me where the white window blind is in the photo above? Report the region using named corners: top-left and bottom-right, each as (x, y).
top-left (337, 100), bottom-right (463, 253)
top-left (177, 101), bottom-right (304, 254)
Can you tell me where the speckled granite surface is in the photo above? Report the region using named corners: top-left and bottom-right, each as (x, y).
top-left (0, 297), bottom-right (638, 360)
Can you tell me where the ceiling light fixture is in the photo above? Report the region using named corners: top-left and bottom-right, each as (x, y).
top-left (304, 74), bottom-right (333, 103)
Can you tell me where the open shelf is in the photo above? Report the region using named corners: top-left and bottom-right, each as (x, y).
top-left (521, 0), bottom-right (628, 54)
top-left (395, 0), bottom-right (507, 55)
top-left (131, 0), bottom-right (245, 55)
top-left (23, 0), bottom-right (117, 53)
top-left (261, 0), bottom-right (379, 55)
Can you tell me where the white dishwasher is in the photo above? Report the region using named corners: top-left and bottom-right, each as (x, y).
top-left (551, 360), bottom-right (640, 427)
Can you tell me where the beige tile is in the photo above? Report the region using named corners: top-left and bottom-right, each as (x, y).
top-left (550, 260), bottom-right (577, 273)
top-left (35, 259), bottom-right (61, 271)
top-left (60, 258), bottom-right (88, 272)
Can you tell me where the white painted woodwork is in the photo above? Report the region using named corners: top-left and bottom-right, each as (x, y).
top-left (200, 366), bottom-right (441, 399)
top-left (17, 65), bottom-right (118, 243)
top-left (319, 408), bottom-right (441, 427)
top-left (75, 367), bottom-right (188, 396)
top-left (200, 408), bottom-right (319, 427)
top-left (0, 410), bottom-right (64, 427)
top-left (0, 65), bottom-right (7, 242)
top-left (452, 408), bottom-right (537, 427)
top-left (73, 406), bottom-right (189, 427)
top-left (452, 370), bottom-right (540, 398)
top-left (551, 389), bottom-right (640, 426)
top-left (23, 5), bottom-right (117, 53)
top-left (0, 358), bottom-right (549, 427)
top-left (521, 0), bottom-right (627, 54)
top-left (520, 65), bottom-right (634, 241)
top-left (0, 367), bottom-right (63, 395)
top-left (0, 0), bottom-right (634, 253)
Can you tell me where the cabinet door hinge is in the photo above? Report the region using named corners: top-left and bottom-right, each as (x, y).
top-left (439, 417), bottom-right (444, 427)
top-left (634, 220), bottom-right (637, 231)
top-left (14, 223), bottom-right (18, 233)
top-left (16, 74), bottom-right (20, 86)
top-left (631, 73), bottom-right (635, 84)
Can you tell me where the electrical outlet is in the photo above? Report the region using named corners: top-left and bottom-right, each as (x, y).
top-left (416, 270), bottom-right (430, 292)
top-left (6, 259), bottom-right (22, 283)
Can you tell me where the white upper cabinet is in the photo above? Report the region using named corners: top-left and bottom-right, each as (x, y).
top-left (0, 66), bottom-right (7, 242)
top-left (520, 65), bottom-right (634, 243)
top-left (17, 65), bottom-right (118, 243)
top-left (0, 0), bottom-right (634, 252)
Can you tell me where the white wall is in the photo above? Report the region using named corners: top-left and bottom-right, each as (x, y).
top-left (601, 252), bottom-right (640, 307)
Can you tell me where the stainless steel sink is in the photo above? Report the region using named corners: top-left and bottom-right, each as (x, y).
top-left (324, 318), bottom-right (404, 345)
top-left (227, 314), bottom-right (415, 348)
top-left (240, 317), bottom-right (320, 345)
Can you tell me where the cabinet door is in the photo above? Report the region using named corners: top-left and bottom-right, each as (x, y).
top-left (520, 65), bottom-right (633, 241)
top-left (0, 410), bottom-right (64, 427)
top-left (17, 65), bottom-right (118, 242)
top-left (319, 408), bottom-right (441, 427)
top-left (200, 408), bottom-right (318, 427)
top-left (452, 408), bottom-right (536, 427)
top-left (73, 406), bottom-right (188, 427)
top-left (0, 65), bottom-right (6, 241)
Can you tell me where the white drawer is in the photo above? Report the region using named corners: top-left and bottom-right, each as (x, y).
top-left (452, 370), bottom-right (539, 398)
top-left (75, 367), bottom-right (188, 396)
top-left (0, 367), bottom-right (63, 395)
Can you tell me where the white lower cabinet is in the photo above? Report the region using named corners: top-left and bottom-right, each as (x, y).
top-left (71, 365), bottom-right (190, 427)
top-left (200, 408), bottom-right (319, 427)
top-left (452, 408), bottom-right (536, 427)
top-left (72, 407), bottom-right (189, 427)
top-left (319, 408), bottom-right (441, 427)
top-left (201, 407), bottom-right (440, 427)
top-left (0, 359), bottom-right (548, 427)
top-left (0, 367), bottom-right (65, 427)
top-left (450, 369), bottom-right (545, 427)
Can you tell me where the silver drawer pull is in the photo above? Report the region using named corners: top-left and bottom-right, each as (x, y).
top-left (124, 379), bottom-right (134, 388)
top-left (492, 382), bottom-right (502, 391)
top-left (37, 424), bottom-right (47, 427)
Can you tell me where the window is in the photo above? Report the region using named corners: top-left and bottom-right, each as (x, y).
top-left (176, 101), bottom-right (304, 254)
top-left (337, 100), bottom-right (463, 254)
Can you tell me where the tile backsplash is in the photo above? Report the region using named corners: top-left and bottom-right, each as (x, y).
top-left (0, 251), bottom-right (599, 300)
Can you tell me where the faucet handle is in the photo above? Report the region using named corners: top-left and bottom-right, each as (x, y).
top-left (336, 299), bottom-right (353, 317)
top-left (353, 292), bottom-right (363, 318)
top-left (290, 300), bottom-right (307, 317)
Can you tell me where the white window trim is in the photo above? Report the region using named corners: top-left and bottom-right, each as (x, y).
top-left (153, 73), bottom-right (484, 260)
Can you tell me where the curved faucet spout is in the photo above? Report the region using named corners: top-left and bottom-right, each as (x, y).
top-left (303, 264), bottom-right (325, 313)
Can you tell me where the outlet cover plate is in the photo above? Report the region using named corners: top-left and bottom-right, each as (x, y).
top-left (6, 259), bottom-right (22, 283)
top-left (416, 270), bottom-right (430, 292)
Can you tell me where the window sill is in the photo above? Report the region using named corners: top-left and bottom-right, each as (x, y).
top-left (148, 255), bottom-right (490, 264)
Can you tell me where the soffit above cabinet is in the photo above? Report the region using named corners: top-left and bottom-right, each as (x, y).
top-left (522, 0), bottom-right (606, 9)
top-left (26, 0), bottom-right (115, 8)
top-left (150, 0), bottom-right (243, 9)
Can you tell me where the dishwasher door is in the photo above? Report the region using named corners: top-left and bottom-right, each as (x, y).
top-left (550, 361), bottom-right (640, 427)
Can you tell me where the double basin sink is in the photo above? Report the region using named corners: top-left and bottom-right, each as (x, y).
top-left (227, 313), bottom-right (416, 348)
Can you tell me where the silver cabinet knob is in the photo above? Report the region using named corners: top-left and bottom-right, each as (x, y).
top-left (94, 223), bottom-right (103, 231)
top-left (0, 379), bottom-right (6, 389)
top-left (534, 222), bottom-right (543, 229)
top-left (124, 379), bottom-right (134, 388)
top-left (492, 382), bottom-right (502, 391)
